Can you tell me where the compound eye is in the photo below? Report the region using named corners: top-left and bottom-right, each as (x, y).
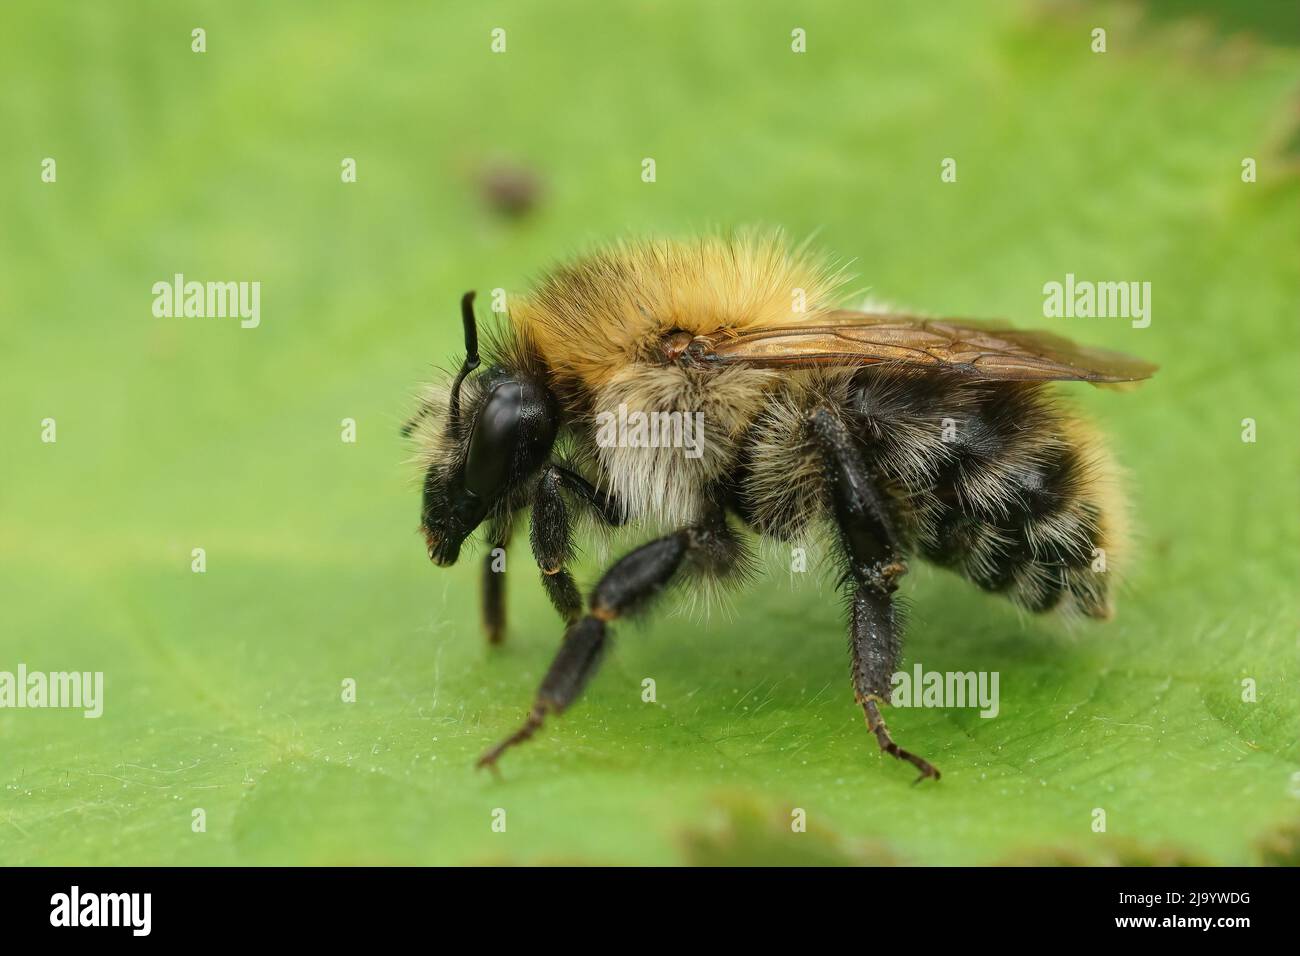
top-left (462, 381), bottom-right (524, 499)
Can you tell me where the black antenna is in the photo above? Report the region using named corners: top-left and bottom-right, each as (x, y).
top-left (448, 291), bottom-right (481, 427)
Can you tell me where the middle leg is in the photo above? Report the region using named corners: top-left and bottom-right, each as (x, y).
top-left (478, 506), bottom-right (744, 769)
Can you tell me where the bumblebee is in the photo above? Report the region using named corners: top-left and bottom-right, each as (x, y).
top-left (404, 234), bottom-right (1156, 780)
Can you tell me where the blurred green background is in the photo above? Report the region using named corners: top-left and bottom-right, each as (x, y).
top-left (1, 0), bottom-right (1297, 866)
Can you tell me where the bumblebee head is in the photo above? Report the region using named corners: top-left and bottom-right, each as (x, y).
top-left (411, 292), bottom-right (558, 567)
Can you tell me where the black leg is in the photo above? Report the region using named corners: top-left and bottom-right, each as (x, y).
top-left (529, 464), bottom-right (625, 623)
top-left (480, 464), bottom-right (620, 644)
top-left (810, 407), bottom-right (940, 782)
top-left (478, 507), bottom-right (741, 769)
top-left (482, 551), bottom-right (506, 644)
top-left (550, 463), bottom-right (625, 527)
top-left (481, 515), bottom-right (512, 646)
top-left (530, 467), bottom-right (583, 622)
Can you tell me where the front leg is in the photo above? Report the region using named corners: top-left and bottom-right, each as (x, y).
top-left (530, 466), bottom-right (583, 622)
top-left (478, 506), bottom-right (742, 769)
top-left (810, 407), bottom-right (940, 782)
top-left (483, 465), bottom-right (622, 644)
top-left (530, 464), bottom-right (626, 623)
top-left (550, 463), bottom-right (624, 527)
top-left (481, 514), bottom-right (513, 646)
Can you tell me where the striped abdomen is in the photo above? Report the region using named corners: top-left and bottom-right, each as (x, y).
top-left (846, 368), bottom-right (1123, 619)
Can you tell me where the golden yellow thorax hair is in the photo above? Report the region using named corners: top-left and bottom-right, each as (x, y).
top-left (511, 232), bottom-right (846, 395)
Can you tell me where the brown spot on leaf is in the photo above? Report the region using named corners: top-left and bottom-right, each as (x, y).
top-left (479, 160), bottom-right (543, 220)
top-left (678, 794), bottom-right (900, 866)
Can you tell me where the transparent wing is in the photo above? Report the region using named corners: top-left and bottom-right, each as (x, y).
top-left (699, 311), bottom-right (1157, 384)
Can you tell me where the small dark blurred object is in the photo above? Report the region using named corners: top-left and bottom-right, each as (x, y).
top-left (479, 160), bottom-right (544, 220)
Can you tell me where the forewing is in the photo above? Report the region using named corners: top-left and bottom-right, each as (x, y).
top-left (701, 310), bottom-right (1157, 383)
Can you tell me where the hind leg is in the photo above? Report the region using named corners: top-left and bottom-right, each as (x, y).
top-left (810, 407), bottom-right (940, 782)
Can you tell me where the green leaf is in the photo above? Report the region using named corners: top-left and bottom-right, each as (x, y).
top-left (1, 0), bottom-right (1297, 865)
